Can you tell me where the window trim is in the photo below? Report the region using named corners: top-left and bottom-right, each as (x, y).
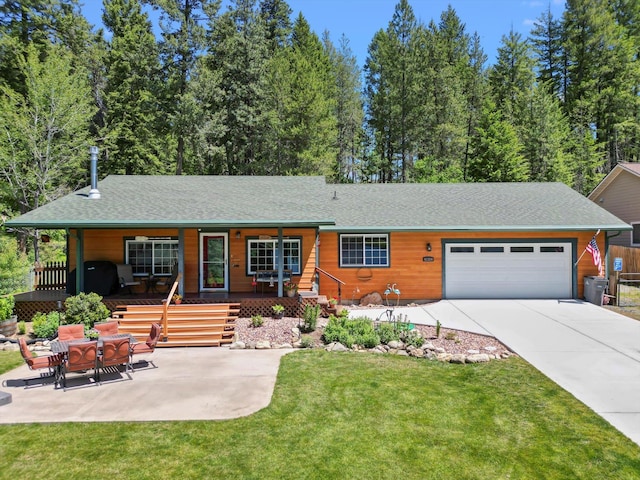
top-left (246, 237), bottom-right (302, 275)
top-left (631, 222), bottom-right (640, 246)
top-left (339, 233), bottom-right (390, 267)
top-left (124, 237), bottom-right (178, 276)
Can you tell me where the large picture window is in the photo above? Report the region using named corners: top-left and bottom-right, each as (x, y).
top-left (340, 234), bottom-right (389, 267)
top-left (125, 238), bottom-right (178, 276)
top-left (248, 238), bottom-right (301, 274)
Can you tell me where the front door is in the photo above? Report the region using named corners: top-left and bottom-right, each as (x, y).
top-left (200, 233), bottom-right (228, 292)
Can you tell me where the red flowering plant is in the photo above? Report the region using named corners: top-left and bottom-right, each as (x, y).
top-left (283, 281), bottom-right (298, 293)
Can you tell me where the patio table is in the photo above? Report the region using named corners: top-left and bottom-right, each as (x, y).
top-left (51, 333), bottom-right (138, 355)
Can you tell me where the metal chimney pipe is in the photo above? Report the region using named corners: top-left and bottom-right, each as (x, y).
top-left (88, 146), bottom-right (100, 199)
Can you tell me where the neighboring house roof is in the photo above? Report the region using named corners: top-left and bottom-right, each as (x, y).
top-left (588, 162), bottom-right (640, 201)
top-left (6, 175), bottom-right (630, 232)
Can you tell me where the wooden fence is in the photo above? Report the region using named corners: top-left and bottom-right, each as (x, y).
top-left (607, 246), bottom-right (640, 306)
top-left (33, 261), bottom-right (67, 291)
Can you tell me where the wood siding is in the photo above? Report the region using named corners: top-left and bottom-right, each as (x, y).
top-left (593, 170), bottom-right (638, 247)
top-left (317, 230), bottom-right (605, 301)
top-left (69, 227), bottom-right (317, 295)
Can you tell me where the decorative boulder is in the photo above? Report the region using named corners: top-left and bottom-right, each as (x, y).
top-left (359, 291), bottom-right (383, 306)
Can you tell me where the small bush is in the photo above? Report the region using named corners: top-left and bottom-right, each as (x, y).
top-left (299, 335), bottom-right (314, 348)
top-left (32, 312), bottom-right (60, 339)
top-left (377, 322), bottom-right (400, 344)
top-left (17, 320), bottom-right (26, 335)
top-left (301, 304), bottom-right (320, 333)
top-left (0, 295), bottom-right (15, 321)
top-left (251, 315), bottom-right (264, 327)
top-left (401, 329), bottom-right (423, 348)
top-left (272, 304), bottom-right (285, 316)
top-left (444, 331), bottom-right (457, 341)
top-left (64, 292), bottom-right (110, 328)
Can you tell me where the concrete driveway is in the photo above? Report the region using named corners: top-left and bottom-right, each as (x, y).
top-left (357, 300), bottom-right (640, 447)
top-left (0, 348), bottom-right (290, 423)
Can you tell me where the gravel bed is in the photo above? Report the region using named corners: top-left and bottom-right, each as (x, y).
top-left (234, 311), bottom-right (511, 356)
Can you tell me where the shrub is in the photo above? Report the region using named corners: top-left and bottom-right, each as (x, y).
top-left (300, 304), bottom-right (320, 333)
top-left (17, 320), bottom-right (26, 335)
top-left (401, 329), bottom-right (423, 348)
top-left (299, 335), bottom-right (314, 348)
top-left (32, 311), bottom-right (60, 339)
top-left (251, 315), bottom-right (264, 327)
top-left (64, 292), bottom-right (110, 328)
top-left (376, 322), bottom-right (400, 344)
top-left (322, 315), bottom-right (379, 349)
top-left (0, 295), bottom-right (15, 321)
top-left (272, 304), bottom-right (285, 316)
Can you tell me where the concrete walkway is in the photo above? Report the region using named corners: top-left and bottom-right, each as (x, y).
top-left (0, 348), bottom-right (290, 423)
top-left (355, 300), bottom-right (640, 447)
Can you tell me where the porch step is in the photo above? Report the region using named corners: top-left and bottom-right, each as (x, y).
top-left (114, 302), bottom-right (239, 347)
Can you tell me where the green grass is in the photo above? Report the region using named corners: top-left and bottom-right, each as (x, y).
top-left (1, 350), bottom-right (639, 479)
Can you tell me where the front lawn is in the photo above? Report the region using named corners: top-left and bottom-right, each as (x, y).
top-left (1, 351), bottom-right (639, 479)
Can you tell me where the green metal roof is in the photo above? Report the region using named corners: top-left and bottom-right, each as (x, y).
top-left (5, 175), bottom-right (631, 232)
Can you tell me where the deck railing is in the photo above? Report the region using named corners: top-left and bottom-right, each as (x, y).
top-left (315, 267), bottom-right (346, 302)
top-left (162, 272), bottom-right (182, 341)
top-left (33, 261), bottom-right (67, 290)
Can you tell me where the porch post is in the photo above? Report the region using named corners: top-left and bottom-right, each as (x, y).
top-left (75, 228), bottom-right (84, 294)
top-left (178, 228), bottom-right (185, 296)
top-left (277, 227), bottom-right (284, 297)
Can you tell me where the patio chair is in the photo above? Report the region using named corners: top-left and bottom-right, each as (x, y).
top-left (155, 262), bottom-right (178, 292)
top-left (57, 324), bottom-right (85, 341)
top-left (130, 323), bottom-right (162, 370)
top-left (117, 264), bottom-right (141, 294)
top-left (98, 336), bottom-right (132, 383)
top-left (61, 340), bottom-right (99, 390)
top-left (18, 338), bottom-right (63, 388)
top-left (94, 320), bottom-right (119, 336)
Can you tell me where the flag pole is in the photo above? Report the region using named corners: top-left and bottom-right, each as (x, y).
top-left (574, 229), bottom-right (600, 267)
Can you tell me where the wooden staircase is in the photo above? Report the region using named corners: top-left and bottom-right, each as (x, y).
top-left (113, 303), bottom-right (240, 347)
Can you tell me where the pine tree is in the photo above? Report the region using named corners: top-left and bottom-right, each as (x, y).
top-left (102, 0), bottom-right (166, 175)
top-left (324, 33), bottom-right (363, 182)
top-left (467, 99), bottom-right (529, 182)
top-left (530, 6), bottom-right (565, 99)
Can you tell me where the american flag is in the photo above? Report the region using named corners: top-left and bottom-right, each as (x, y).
top-left (586, 237), bottom-right (603, 276)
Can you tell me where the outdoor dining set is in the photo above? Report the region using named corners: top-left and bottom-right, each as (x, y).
top-left (18, 321), bottom-right (161, 391)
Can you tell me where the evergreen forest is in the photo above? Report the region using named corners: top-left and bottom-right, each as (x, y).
top-left (1, 0), bottom-right (640, 274)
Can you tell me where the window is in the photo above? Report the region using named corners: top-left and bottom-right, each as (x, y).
top-left (450, 246), bottom-right (474, 253)
top-left (340, 234), bottom-right (389, 267)
top-left (511, 246), bottom-right (534, 253)
top-left (481, 246), bottom-right (504, 253)
top-left (632, 223), bottom-right (640, 246)
top-left (540, 246), bottom-right (564, 253)
top-left (248, 238), bottom-right (301, 274)
top-left (125, 238), bottom-right (178, 276)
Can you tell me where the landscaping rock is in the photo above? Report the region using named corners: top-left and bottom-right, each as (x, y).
top-left (359, 291), bottom-right (383, 306)
top-left (388, 340), bottom-right (404, 350)
top-left (467, 349), bottom-right (480, 355)
top-left (326, 342), bottom-right (349, 352)
top-left (449, 354), bottom-right (466, 364)
top-left (422, 342), bottom-right (435, 350)
top-left (255, 340), bottom-right (271, 349)
top-left (409, 348), bottom-right (424, 358)
top-left (395, 349), bottom-right (409, 356)
top-left (277, 343), bottom-right (293, 349)
top-left (229, 341), bottom-right (246, 350)
top-left (466, 353), bottom-right (490, 363)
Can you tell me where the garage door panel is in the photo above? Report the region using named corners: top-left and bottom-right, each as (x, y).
top-left (445, 242), bottom-right (572, 299)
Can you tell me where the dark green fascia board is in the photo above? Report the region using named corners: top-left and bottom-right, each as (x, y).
top-left (319, 224), bottom-right (632, 232)
top-left (5, 219), bottom-right (336, 229)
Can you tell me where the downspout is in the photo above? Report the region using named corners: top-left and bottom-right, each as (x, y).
top-left (605, 230), bottom-right (624, 277)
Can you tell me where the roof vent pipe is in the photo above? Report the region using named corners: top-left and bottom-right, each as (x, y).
top-left (88, 146), bottom-right (100, 199)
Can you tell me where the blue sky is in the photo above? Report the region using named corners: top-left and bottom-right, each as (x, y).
top-left (81, 0), bottom-right (565, 67)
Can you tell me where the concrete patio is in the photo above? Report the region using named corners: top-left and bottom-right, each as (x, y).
top-left (0, 347), bottom-right (291, 423)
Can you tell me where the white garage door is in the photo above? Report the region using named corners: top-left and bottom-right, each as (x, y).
top-left (444, 242), bottom-right (573, 299)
